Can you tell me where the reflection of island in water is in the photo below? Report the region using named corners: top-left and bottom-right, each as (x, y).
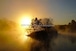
top-left (0, 18), bottom-right (76, 51)
top-left (28, 28), bottom-right (58, 51)
top-left (27, 29), bottom-right (76, 51)
top-left (25, 17), bottom-right (58, 51)
top-left (26, 18), bottom-right (76, 51)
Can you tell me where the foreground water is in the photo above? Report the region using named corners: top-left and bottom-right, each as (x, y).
top-left (29, 33), bottom-right (76, 51)
top-left (52, 34), bottom-right (76, 51)
top-left (0, 32), bottom-right (76, 51)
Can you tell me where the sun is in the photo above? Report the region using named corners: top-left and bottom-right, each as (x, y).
top-left (18, 16), bottom-right (32, 43)
top-left (20, 16), bottom-right (32, 28)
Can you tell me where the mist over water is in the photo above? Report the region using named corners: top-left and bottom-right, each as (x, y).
top-left (29, 33), bottom-right (76, 51)
top-left (0, 28), bottom-right (76, 51)
top-left (0, 19), bottom-right (76, 51)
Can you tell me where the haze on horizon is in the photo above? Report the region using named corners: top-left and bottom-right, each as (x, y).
top-left (0, 0), bottom-right (76, 25)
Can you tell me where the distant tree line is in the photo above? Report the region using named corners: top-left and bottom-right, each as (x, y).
top-left (68, 20), bottom-right (76, 32)
top-left (55, 20), bottom-right (76, 33)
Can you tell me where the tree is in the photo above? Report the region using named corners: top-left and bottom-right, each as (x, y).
top-left (29, 17), bottom-right (58, 51)
top-left (31, 17), bottom-right (53, 31)
top-left (68, 20), bottom-right (76, 32)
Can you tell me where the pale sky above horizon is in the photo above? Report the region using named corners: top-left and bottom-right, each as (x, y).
top-left (0, 0), bottom-right (76, 25)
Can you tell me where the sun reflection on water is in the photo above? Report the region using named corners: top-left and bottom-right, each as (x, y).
top-left (17, 16), bottom-right (32, 44)
top-left (17, 24), bottom-right (31, 44)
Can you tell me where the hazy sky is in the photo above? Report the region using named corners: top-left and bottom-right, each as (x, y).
top-left (0, 0), bottom-right (76, 25)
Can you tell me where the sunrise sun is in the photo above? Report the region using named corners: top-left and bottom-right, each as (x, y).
top-left (20, 16), bottom-right (32, 28)
top-left (18, 16), bottom-right (32, 43)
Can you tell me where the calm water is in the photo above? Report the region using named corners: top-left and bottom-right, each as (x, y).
top-left (0, 32), bottom-right (76, 51)
top-left (52, 34), bottom-right (76, 51)
top-left (29, 34), bottom-right (76, 51)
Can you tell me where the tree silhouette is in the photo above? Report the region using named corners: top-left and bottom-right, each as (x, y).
top-left (28, 17), bottom-right (58, 51)
top-left (68, 20), bottom-right (76, 32)
top-left (31, 17), bottom-right (53, 31)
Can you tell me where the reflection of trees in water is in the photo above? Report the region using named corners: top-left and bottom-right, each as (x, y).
top-left (31, 40), bottom-right (51, 51)
top-left (69, 37), bottom-right (76, 44)
top-left (29, 30), bottom-right (50, 51)
top-left (27, 17), bottom-right (58, 51)
top-left (28, 29), bottom-right (58, 51)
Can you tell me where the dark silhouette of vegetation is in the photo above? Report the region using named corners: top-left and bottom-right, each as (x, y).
top-left (68, 20), bottom-right (76, 32)
top-left (31, 17), bottom-right (53, 31)
top-left (55, 20), bottom-right (76, 33)
top-left (27, 17), bottom-right (58, 51)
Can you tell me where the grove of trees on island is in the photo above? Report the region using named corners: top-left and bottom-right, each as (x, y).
top-left (28, 17), bottom-right (58, 51)
top-left (30, 17), bottom-right (54, 31)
